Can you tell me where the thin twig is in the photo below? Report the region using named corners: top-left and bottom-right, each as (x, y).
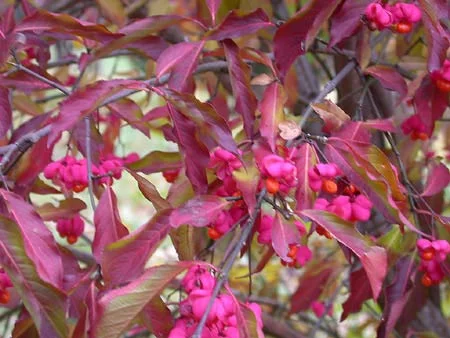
top-left (84, 117), bottom-right (96, 210)
top-left (192, 190), bottom-right (267, 338)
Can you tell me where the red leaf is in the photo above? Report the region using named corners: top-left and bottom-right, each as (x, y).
top-left (153, 87), bottom-right (237, 154)
top-left (169, 195), bottom-right (229, 228)
top-left (274, 0), bottom-right (341, 79)
top-left (156, 41), bottom-right (205, 91)
top-left (93, 185), bottom-right (129, 262)
top-left (94, 262), bottom-right (195, 338)
top-left (36, 198), bottom-right (87, 222)
top-left (0, 64), bottom-right (64, 92)
top-left (421, 163), bottom-right (450, 196)
top-left (259, 82), bottom-right (286, 151)
top-left (48, 79), bottom-right (146, 145)
top-left (418, 0), bottom-right (450, 72)
top-left (206, 0), bottom-right (221, 25)
top-left (93, 35), bottom-right (168, 62)
top-left (0, 86), bottom-right (11, 136)
top-left (341, 267), bottom-right (373, 320)
top-left (0, 190), bottom-right (64, 289)
top-left (127, 170), bottom-right (171, 211)
top-left (223, 39), bottom-right (257, 139)
top-left (311, 100), bottom-right (350, 133)
top-left (15, 9), bottom-right (121, 42)
top-left (377, 256), bottom-right (415, 338)
top-left (206, 8), bottom-right (274, 40)
top-left (271, 213), bottom-right (301, 261)
top-left (329, 0), bottom-right (370, 47)
top-left (107, 98), bottom-right (149, 137)
top-left (294, 143), bottom-right (318, 212)
top-left (0, 215), bottom-right (68, 338)
top-left (128, 151), bottom-right (182, 174)
top-left (101, 210), bottom-right (172, 288)
top-left (365, 65), bottom-right (407, 99)
top-left (290, 263), bottom-right (334, 313)
top-left (414, 76), bottom-right (448, 135)
top-left (166, 105), bottom-right (210, 193)
top-left (301, 209), bottom-right (387, 298)
top-left (140, 297), bottom-right (174, 338)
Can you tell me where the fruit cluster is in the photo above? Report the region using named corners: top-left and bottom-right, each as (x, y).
top-left (308, 163), bottom-right (373, 237)
top-left (206, 148), bottom-right (247, 240)
top-left (168, 265), bottom-right (263, 337)
top-left (417, 239), bottom-right (450, 287)
top-left (44, 153), bottom-right (138, 192)
top-left (364, 1), bottom-right (421, 33)
top-left (56, 214), bottom-right (85, 245)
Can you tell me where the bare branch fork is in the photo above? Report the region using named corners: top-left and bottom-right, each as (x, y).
top-left (192, 190), bottom-right (267, 338)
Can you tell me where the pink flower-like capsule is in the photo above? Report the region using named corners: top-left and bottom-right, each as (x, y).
top-left (390, 3), bottom-right (421, 33)
top-left (189, 289), bottom-right (218, 323)
top-left (351, 194), bottom-right (373, 222)
top-left (432, 59), bottom-right (450, 93)
top-left (417, 238), bottom-right (450, 286)
top-left (261, 154), bottom-right (297, 194)
top-left (256, 214), bottom-right (274, 245)
top-left (311, 301), bottom-right (333, 318)
top-left (308, 163), bottom-right (342, 193)
top-left (365, 3), bottom-right (394, 30)
top-left (209, 147), bottom-right (242, 180)
top-left (401, 114), bottom-right (429, 141)
top-left (56, 214), bottom-right (85, 245)
top-left (181, 265), bottom-right (215, 293)
top-left (282, 244), bottom-right (313, 268)
top-left (0, 268), bottom-right (12, 304)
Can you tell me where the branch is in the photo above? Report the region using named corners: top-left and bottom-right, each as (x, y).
top-left (192, 190), bottom-right (267, 338)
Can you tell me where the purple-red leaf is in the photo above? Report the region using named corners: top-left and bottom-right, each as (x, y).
top-left (341, 267), bottom-right (373, 320)
top-left (0, 190), bottom-right (64, 288)
top-left (36, 198), bottom-right (87, 222)
top-left (94, 262), bottom-right (194, 338)
top-left (128, 151), bottom-right (181, 174)
top-left (205, 8), bottom-right (274, 40)
top-left (0, 215), bottom-right (68, 338)
top-left (329, 0), bottom-right (370, 47)
top-left (271, 213), bottom-right (301, 261)
top-left (274, 0), bottom-right (341, 79)
top-left (414, 76), bottom-right (448, 135)
top-left (127, 170), bottom-right (171, 211)
top-left (0, 86), bottom-right (11, 136)
top-left (421, 163), bottom-right (450, 196)
top-left (311, 100), bottom-right (350, 133)
top-left (93, 185), bottom-right (129, 262)
top-left (377, 256), bottom-right (415, 338)
top-left (107, 98), bottom-right (149, 137)
top-left (48, 79), bottom-right (146, 145)
top-left (101, 210), bottom-right (172, 288)
top-left (419, 0), bottom-right (450, 72)
top-left (140, 296), bottom-right (174, 338)
top-left (365, 65), bottom-right (407, 99)
top-left (301, 209), bottom-right (387, 299)
top-left (166, 105), bottom-right (210, 193)
top-left (153, 87), bottom-right (237, 154)
top-left (156, 41), bottom-right (205, 91)
top-left (223, 39), bottom-right (257, 139)
top-left (169, 195), bottom-right (229, 228)
top-left (259, 82), bottom-right (286, 151)
top-left (290, 262), bottom-right (335, 313)
top-left (294, 143), bottom-right (318, 212)
top-left (206, 0), bottom-right (221, 25)
top-left (15, 9), bottom-right (121, 42)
